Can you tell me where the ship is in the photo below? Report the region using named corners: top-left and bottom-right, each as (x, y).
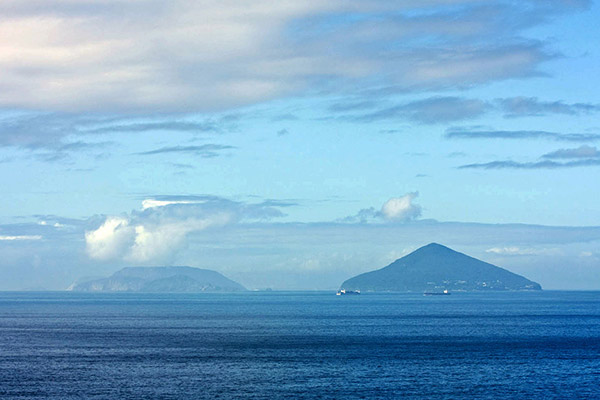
top-left (336, 289), bottom-right (360, 295)
top-left (423, 289), bottom-right (450, 296)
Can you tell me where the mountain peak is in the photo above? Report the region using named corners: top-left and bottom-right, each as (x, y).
top-left (341, 243), bottom-right (541, 292)
top-left (419, 242), bottom-right (453, 252)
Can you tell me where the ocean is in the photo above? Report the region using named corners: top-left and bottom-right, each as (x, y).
top-left (0, 291), bottom-right (598, 399)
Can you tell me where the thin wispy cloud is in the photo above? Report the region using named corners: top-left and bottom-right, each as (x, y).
top-left (31, 141), bottom-right (114, 163)
top-left (84, 121), bottom-right (223, 134)
top-left (542, 145), bottom-right (599, 159)
top-left (329, 96), bottom-right (600, 124)
top-left (0, 235), bottom-right (42, 241)
top-left (497, 97), bottom-right (600, 118)
top-left (350, 97), bottom-right (489, 124)
top-left (458, 145), bottom-right (600, 170)
top-left (485, 246), bottom-right (559, 256)
top-left (270, 114), bottom-right (298, 122)
top-left (0, 112), bottom-right (237, 150)
top-left (57, 141), bottom-right (113, 152)
top-left (135, 144), bottom-right (235, 158)
top-left (458, 159), bottom-right (600, 170)
top-left (446, 129), bottom-right (600, 142)
top-left (328, 100), bottom-right (381, 113)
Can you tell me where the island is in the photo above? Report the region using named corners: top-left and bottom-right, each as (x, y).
top-left (340, 243), bottom-right (541, 292)
top-left (69, 266), bottom-right (246, 292)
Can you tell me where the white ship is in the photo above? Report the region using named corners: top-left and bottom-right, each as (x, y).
top-left (336, 289), bottom-right (360, 295)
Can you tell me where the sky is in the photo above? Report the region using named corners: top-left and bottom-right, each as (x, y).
top-left (0, 0), bottom-right (599, 290)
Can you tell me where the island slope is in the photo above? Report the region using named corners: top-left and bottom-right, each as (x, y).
top-left (70, 266), bottom-right (246, 292)
top-left (341, 243), bottom-right (541, 292)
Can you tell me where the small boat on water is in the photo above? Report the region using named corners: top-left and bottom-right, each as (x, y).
top-left (336, 289), bottom-right (360, 295)
top-left (423, 289), bottom-right (450, 296)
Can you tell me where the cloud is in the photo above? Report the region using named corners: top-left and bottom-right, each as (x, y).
top-left (458, 144), bottom-right (600, 169)
top-left (38, 220), bottom-right (64, 228)
top-left (352, 97), bottom-right (489, 124)
top-left (0, 235), bottom-right (42, 241)
top-left (127, 214), bottom-right (232, 263)
top-left (85, 217), bottom-right (135, 261)
top-left (485, 246), bottom-right (559, 256)
top-left (135, 144), bottom-right (235, 157)
top-left (340, 207), bottom-right (379, 223)
top-left (335, 95), bottom-right (599, 124)
top-left (497, 96), bottom-right (600, 118)
top-left (85, 197), bottom-right (286, 262)
top-left (381, 193), bottom-right (422, 221)
top-left (270, 113), bottom-right (298, 122)
top-left (343, 193), bottom-right (422, 223)
top-left (542, 145), bottom-right (599, 159)
top-left (446, 128), bottom-right (600, 142)
top-left (141, 199), bottom-right (204, 210)
top-left (458, 158), bottom-right (600, 169)
top-left (0, 0), bottom-right (587, 112)
top-left (0, 111), bottom-right (238, 151)
top-left (328, 100), bottom-right (380, 113)
top-left (85, 121), bottom-right (224, 134)
top-left (30, 140), bottom-right (114, 163)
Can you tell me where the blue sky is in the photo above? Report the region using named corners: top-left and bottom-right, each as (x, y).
top-left (0, 0), bottom-right (599, 290)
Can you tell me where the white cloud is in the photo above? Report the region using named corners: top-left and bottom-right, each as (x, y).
top-left (84, 197), bottom-right (284, 263)
top-left (0, 235), bottom-right (42, 240)
top-left (485, 246), bottom-right (559, 256)
top-left (341, 192), bottom-right (423, 223)
top-left (38, 220), bottom-right (65, 228)
top-left (141, 199), bottom-right (204, 210)
top-left (381, 193), bottom-right (422, 221)
top-left (84, 216), bottom-right (135, 260)
top-left (0, 0), bottom-right (579, 112)
top-left (126, 213), bottom-right (232, 262)
top-left (85, 213), bottom-right (233, 263)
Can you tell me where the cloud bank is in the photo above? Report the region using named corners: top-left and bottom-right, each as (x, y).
top-left (85, 197), bottom-right (286, 262)
top-left (2, 194), bottom-right (600, 290)
top-left (0, 0), bottom-right (588, 112)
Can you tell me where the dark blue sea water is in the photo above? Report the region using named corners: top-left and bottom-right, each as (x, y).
top-left (0, 291), bottom-right (599, 399)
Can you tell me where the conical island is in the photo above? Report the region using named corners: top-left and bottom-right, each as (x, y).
top-left (341, 243), bottom-right (541, 292)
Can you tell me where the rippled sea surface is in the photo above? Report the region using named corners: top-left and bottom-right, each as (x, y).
top-left (0, 291), bottom-right (599, 399)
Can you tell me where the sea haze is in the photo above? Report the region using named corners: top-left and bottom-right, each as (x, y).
top-left (1, 291), bottom-right (599, 399)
